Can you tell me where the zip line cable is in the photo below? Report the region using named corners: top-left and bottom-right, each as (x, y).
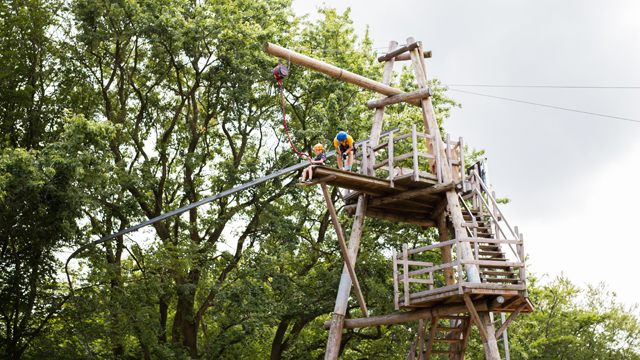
top-left (447, 88), bottom-right (640, 124)
top-left (445, 84), bottom-right (640, 89)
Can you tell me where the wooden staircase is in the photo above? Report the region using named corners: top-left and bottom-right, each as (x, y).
top-left (462, 210), bottom-right (522, 285)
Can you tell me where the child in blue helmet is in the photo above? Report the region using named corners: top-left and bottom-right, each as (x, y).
top-left (334, 131), bottom-right (354, 171)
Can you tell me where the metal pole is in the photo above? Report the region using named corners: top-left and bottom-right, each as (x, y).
top-left (501, 312), bottom-right (510, 360)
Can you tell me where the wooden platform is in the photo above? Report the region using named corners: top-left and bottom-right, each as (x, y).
top-left (399, 284), bottom-right (534, 314)
top-left (312, 166), bottom-right (444, 219)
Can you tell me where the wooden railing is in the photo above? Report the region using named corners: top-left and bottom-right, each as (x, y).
top-left (393, 238), bottom-right (526, 309)
top-left (352, 125), bottom-right (464, 186)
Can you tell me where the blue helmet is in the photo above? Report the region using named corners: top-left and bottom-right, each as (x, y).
top-left (337, 131), bottom-right (347, 142)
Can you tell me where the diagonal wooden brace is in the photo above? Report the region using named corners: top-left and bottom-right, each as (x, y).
top-left (495, 301), bottom-right (527, 339)
top-left (463, 294), bottom-right (489, 342)
top-left (320, 183), bottom-right (369, 317)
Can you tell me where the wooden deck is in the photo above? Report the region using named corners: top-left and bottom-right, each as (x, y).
top-left (399, 284), bottom-right (534, 314)
top-left (312, 166), bottom-right (444, 219)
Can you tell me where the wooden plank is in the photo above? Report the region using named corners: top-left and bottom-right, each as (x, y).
top-left (368, 181), bottom-right (454, 208)
top-left (406, 283), bottom-right (460, 299)
top-left (399, 239), bottom-right (458, 257)
top-left (393, 248), bottom-right (399, 311)
top-left (463, 295), bottom-right (488, 342)
top-left (295, 173), bottom-right (336, 187)
top-left (408, 278), bottom-right (434, 284)
top-left (399, 261), bottom-right (459, 281)
top-left (403, 244), bottom-right (411, 306)
top-left (458, 238), bottom-right (523, 245)
top-left (406, 289), bottom-right (462, 306)
top-left (405, 260), bottom-right (434, 267)
top-left (461, 260), bottom-right (524, 267)
top-left (263, 42), bottom-right (422, 107)
top-left (365, 209), bottom-right (436, 227)
top-left (461, 282), bottom-right (527, 291)
top-left (313, 166), bottom-right (409, 191)
top-left (320, 183), bottom-right (368, 317)
top-left (367, 87), bottom-right (433, 109)
top-left (377, 41), bottom-right (421, 62)
top-left (494, 302), bottom-right (527, 339)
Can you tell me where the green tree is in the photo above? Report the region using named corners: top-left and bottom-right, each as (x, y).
top-left (0, 114), bottom-right (114, 358)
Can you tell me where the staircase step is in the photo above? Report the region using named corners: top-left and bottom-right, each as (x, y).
top-left (484, 277), bottom-right (520, 283)
top-left (434, 339), bottom-right (463, 343)
top-left (478, 264), bottom-right (517, 269)
top-left (481, 270), bottom-right (518, 276)
top-left (435, 327), bottom-right (464, 332)
top-left (431, 350), bottom-right (461, 355)
top-left (478, 251), bottom-right (505, 256)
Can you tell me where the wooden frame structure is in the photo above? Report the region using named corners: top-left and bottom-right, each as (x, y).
top-left (263, 37), bottom-right (531, 360)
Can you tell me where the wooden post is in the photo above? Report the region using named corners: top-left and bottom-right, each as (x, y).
top-left (459, 136), bottom-right (465, 183)
top-left (320, 183), bottom-right (368, 317)
top-left (406, 36), bottom-right (480, 284)
top-left (436, 211), bottom-right (455, 286)
top-left (478, 311), bottom-right (501, 360)
top-left (388, 130), bottom-right (395, 188)
top-left (393, 248), bottom-right (399, 311)
top-left (403, 243), bottom-right (411, 306)
top-left (412, 124), bottom-right (419, 181)
top-left (418, 319), bottom-right (425, 360)
top-left (324, 41), bottom-right (398, 360)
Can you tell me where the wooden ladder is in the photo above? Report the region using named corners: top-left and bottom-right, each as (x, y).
top-left (405, 314), bottom-right (474, 360)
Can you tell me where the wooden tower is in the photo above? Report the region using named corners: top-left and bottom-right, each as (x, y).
top-left (264, 38), bottom-right (533, 360)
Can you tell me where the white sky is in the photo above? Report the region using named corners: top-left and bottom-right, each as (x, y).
top-left (292, 0), bottom-right (640, 307)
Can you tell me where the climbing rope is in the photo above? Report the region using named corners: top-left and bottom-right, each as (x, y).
top-left (274, 62), bottom-right (311, 161)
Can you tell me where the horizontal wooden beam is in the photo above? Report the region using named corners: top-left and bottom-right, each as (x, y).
top-left (368, 181), bottom-right (456, 208)
top-left (367, 87), bottom-right (433, 109)
top-left (344, 205), bottom-right (436, 227)
top-left (395, 50), bottom-right (432, 62)
top-left (324, 299), bottom-right (490, 330)
top-left (262, 42), bottom-right (421, 107)
top-left (377, 41), bottom-right (421, 62)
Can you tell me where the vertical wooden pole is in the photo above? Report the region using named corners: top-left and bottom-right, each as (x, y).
top-left (408, 36), bottom-right (491, 360)
top-left (324, 40), bottom-right (398, 360)
top-left (419, 319), bottom-right (425, 360)
top-left (389, 131), bottom-right (395, 188)
top-left (406, 37), bottom-right (479, 283)
top-left (412, 125), bottom-right (419, 181)
top-left (436, 211), bottom-right (455, 286)
top-left (403, 243), bottom-right (411, 306)
top-left (393, 248), bottom-right (399, 310)
top-left (478, 312), bottom-right (501, 360)
top-left (459, 136), bottom-right (465, 183)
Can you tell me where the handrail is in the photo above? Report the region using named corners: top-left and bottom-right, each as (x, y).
top-left (468, 170), bottom-right (521, 261)
top-left (472, 170), bottom-right (520, 241)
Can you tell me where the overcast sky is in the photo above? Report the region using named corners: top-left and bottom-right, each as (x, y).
top-left (292, 0), bottom-right (640, 307)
